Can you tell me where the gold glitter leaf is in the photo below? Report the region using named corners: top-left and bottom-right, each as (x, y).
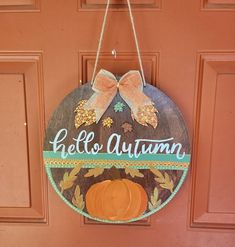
top-left (74, 100), bottom-right (96, 129)
top-left (132, 104), bottom-right (158, 128)
top-left (102, 117), bottom-right (113, 128)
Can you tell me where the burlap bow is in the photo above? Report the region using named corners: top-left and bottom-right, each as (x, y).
top-left (74, 70), bottom-right (158, 128)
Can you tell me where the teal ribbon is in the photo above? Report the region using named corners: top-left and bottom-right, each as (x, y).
top-left (43, 151), bottom-right (191, 163)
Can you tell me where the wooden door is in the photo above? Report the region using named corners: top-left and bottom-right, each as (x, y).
top-left (0, 0), bottom-right (235, 246)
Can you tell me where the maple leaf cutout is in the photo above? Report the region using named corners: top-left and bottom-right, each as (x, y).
top-left (121, 122), bottom-right (133, 133)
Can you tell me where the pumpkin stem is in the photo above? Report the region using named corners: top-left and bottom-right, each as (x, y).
top-left (109, 166), bottom-right (121, 180)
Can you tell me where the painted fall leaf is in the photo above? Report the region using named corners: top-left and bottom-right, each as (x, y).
top-left (84, 167), bottom-right (104, 178)
top-left (125, 167), bottom-right (144, 178)
top-left (59, 166), bottom-right (82, 193)
top-left (59, 172), bottom-right (76, 192)
top-left (121, 122), bottom-right (133, 133)
top-left (150, 168), bottom-right (174, 193)
top-left (148, 187), bottom-right (162, 211)
top-left (72, 185), bottom-right (85, 210)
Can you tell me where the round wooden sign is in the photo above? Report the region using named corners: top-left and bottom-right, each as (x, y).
top-left (44, 70), bottom-right (191, 223)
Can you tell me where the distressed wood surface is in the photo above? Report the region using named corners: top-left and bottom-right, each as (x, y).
top-left (44, 82), bottom-right (190, 218)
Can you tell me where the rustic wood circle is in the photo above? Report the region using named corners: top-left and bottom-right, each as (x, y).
top-left (43, 82), bottom-right (191, 223)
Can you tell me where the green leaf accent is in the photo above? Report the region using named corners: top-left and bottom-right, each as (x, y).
top-left (114, 102), bottom-right (125, 112)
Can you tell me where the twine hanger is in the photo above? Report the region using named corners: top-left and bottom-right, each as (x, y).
top-left (91, 0), bottom-right (146, 86)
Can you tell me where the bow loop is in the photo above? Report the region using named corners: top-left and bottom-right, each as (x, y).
top-left (92, 70), bottom-right (117, 93)
top-left (119, 71), bottom-right (143, 91)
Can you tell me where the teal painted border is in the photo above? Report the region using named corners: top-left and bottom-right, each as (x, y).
top-left (46, 165), bottom-right (188, 224)
top-left (43, 151), bottom-right (191, 163)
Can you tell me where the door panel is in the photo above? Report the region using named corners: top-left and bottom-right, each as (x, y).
top-left (78, 0), bottom-right (160, 10)
top-left (0, 73), bottom-right (30, 208)
top-left (0, 0), bottom-right (234, 246)
top-left (191, 53), bottom-right (235, 229)
top-left (0, 53), bottom-right (46, 223)
top-left (202, 0), bottom-right (235, 10)
top-left (79, 51), bottom-right (159, 85)
top-left (0, 0), bottom-right (40, 12)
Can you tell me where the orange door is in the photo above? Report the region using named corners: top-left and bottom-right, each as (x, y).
top-left (0, 0), bottom-right (234, 246)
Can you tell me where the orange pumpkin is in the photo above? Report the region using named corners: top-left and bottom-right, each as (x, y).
top-left (85, 179), bottom-right (147, 221)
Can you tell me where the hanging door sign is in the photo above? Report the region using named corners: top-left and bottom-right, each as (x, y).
top-left (43, 70), bottom-right (191, 223)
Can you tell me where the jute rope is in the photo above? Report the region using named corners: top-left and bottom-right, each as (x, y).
top-left (91, 0), bottom-right (146, 86)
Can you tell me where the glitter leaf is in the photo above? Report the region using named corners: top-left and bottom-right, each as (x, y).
top-left (114, 102), bottom-right (125, 112)
top-left (102, 117), bottom-right (113, 128)
top-left (132, 104), bottom-right (158, 128)
top-left (74, 100), bottom-right (96, 128)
